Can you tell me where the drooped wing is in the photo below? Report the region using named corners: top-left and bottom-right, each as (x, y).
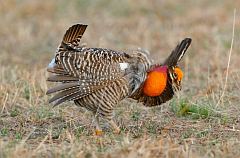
top-left (46, 79), bottom-right (115, 106)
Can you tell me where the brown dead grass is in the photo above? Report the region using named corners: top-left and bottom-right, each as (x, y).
top-left (0, 0), bottom-right (240, 157)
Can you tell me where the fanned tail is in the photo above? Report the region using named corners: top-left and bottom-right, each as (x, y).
top-left (61, 24), bottom-right (88, 48)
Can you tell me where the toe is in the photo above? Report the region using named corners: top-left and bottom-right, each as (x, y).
top-left (95, 129), bottom-right (103, 136)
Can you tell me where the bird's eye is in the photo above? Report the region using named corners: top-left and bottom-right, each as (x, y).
top-left (173, 72), bottom-right (178, 79)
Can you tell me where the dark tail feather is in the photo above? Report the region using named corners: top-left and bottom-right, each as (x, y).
top-left (163, 38), bottom-right (192, 66)
top-left (61, 24), bottom-right (88, 48)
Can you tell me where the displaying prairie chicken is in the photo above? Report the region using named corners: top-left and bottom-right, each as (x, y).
top-left (46, 24), bottom-right (191, 134)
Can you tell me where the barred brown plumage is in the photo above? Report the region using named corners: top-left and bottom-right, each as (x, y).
top-left (46, 24), bottom-right (192, 134)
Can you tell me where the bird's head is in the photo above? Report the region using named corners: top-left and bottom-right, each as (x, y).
top-left (167, 66), bottom-right (184, 91)
top-left (130, 38), bottom-right (191, 106)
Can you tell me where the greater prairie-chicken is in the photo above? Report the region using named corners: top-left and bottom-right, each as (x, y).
top-left (46, 24), bottom-right (191, 134)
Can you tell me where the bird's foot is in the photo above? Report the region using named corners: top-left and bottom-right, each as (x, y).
top-left (95, 129), bottom-right (103, 136)
top-left (113, 128), bottom-right (121, 134)
top-left (108, 120), bottom-right (121, 134)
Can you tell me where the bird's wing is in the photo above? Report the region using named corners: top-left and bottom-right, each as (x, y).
top-left (46, 79), bottom-right (115, 106)
top-left (53, 49), bottom-right (131, 79)
top-left (47, 50), bottom-right (131, 106)
top-left (50, 23), bottom-right (131, 79)
top-left (46, 24), bottom-right (133, 106)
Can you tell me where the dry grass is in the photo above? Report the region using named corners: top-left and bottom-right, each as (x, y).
top-left (1, 0), bottom-right (240, 157)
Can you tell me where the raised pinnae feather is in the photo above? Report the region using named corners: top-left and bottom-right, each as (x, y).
top-left (62, 24), bottom-right (88, 47)
top-left (163, 38), bottom-right (192, 66)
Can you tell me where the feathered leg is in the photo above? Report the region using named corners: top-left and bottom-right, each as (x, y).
top-left (108, 119), bottom-right (120, 134)
top-left (94, 116), bottom-right (103, 136)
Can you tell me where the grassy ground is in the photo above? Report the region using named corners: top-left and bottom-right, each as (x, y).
top-left (1, 0), bottom-right (240, 157)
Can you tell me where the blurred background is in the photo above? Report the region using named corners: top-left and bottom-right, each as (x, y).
top-left (1, 0), bottom-right (240, 105)
top-left (0, 0), bottom-right (240, 157)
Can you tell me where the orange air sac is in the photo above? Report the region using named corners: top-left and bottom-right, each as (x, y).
top-left (143, 67), bottom-right (167, 97)
top-left (174, 67), bottom-right (183, 81)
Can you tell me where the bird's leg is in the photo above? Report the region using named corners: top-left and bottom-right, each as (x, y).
top-left (108, 119), bottom-right (121, 134)
top-left (94, 116), bottom-right (103, 136)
